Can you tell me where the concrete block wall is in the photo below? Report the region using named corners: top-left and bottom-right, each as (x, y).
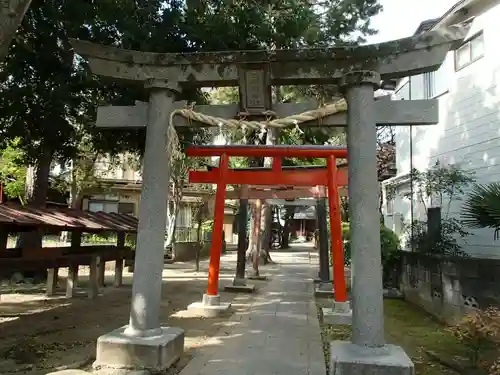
top-left (401, 252), bottom-right (500, 324)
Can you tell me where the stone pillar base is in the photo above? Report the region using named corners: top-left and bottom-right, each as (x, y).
top-left (224, 278), bottom-right (256, 293)
top-left (187, 294), bottom-right (231, 318)
top-left (93, 325), bottom-right (184, 373)
top-left (314, 282), bottom-right (334, 298)
top-left (247, 275), bottom-right (267, 281)
top-left (322, 301), bottom-right (352, 325)
top-left (330, 342), bottom-right (414, 375)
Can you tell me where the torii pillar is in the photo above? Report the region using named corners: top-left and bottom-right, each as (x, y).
top-left (315, 196), bottom-right (330, 285)
top-left (329, 71), bottom-right (413, 373)
top-left (94, 80), bottom-right (185, 371)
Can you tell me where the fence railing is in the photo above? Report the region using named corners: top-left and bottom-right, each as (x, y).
top-left (174, 227), bottom-right (199, 243)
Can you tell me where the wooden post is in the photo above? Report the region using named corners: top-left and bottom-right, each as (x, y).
top-left (97, 256), bottom-right (106, 287)
top-left (66, 265), bottom-right (79, 298)
top-left (327, 155), bottom-right (347, 303)
top-left (115, 232), bottom-right (125, 287)
top-left (66, 230), bottom-right (82, 298)
top-left (46, 268), bottom-right (59, 296)
top-left (88, 255), bottom-right (99, 299)
top-left (234, 196), bottom-right (248, 285)
top-left (206, 153), bottom-right (229, 297)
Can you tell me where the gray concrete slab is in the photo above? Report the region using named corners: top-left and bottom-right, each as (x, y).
top-left (186, 301), bottom-right (232, 318)
top-left (178, 245), bottom-right (326, 375)
top-left (330, 341), bottom-right (414, 375)
top-left (94, 326), bottom-right (184, 372)
top-left (314, 282), bottom-right (334, 298)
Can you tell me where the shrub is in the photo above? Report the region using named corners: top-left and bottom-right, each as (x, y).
top-left (407, 218), bottom-right (469, 257)
top-left (450, 307), bottom-right (500, 370)
top-left (341, 223), bottom-right (401, 286)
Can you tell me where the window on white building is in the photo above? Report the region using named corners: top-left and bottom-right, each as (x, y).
top-left (423, 71), bottom-right (435, 99)
top-left (386, 196), bottom-right (394, 215)
top-left (118, 202), bottom-right (135, 215)
top-left (455, 32), bottom-right (484, 71)
top-left (89, 201), bottom-right (119, 213)
top-left (88, 194), bottom-right (120, 213)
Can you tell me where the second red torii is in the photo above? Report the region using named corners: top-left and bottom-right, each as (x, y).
top-left (185, 144), bottom-right (348, 305)
top-left (189, 165), bottom-right (348, 186)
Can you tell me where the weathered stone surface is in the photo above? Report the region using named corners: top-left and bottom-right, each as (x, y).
top-left (186, 301), bottom-right (231, 318)
top-left (96, 99), bottom-right (438, 128)
top-left (323, 303), bottom-right (353, 326)
top-left (345, 72), bottom-right (384, 347)
top-left (125, 89), bottom-right (175, 335)
top-left (94, 326), bottom-right (184, 372)
top-left (330, 342), bottom-right (414, 375)
top-left (70, 25), bottom-right (469, 86)
top-left (315, 282), bottom-right (334, 298)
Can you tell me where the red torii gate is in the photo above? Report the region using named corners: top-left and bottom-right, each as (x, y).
top-left (186, 145), bottom-right (349, 304)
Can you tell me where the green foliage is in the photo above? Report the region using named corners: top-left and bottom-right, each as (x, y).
top-left (404, 162), bottom-right (475, 256)
top-left (341, 222), bottom-right (351, 265)
top-left (406, 161), bottom-right (476, 217)
top-left (51, 133), bottom-right (132, 206)
top-left (201, 219), bottom-right (214, 233)
top-left (462, 183), bottom-right (500, 241)
top-left (380, 225), bottom-right (402, 264)
top-left (450, 307), bottom-right (500, 371)
top-left (0, 0), bottom-right (206, 170)
top-left (200, 0), bottom-right (381, 167)
top-left (406, 218), bottom-right (470, 257)
top-left (0, 138), bottom-right (27, 202)
top-left (184, 1), bottom-right (381, 51)
top-left (209, 87), bottom-right (239, 105)
top-left (341, 223), bottom-right (401, 283)
top-left (0, 0), bottom-right (383, 210)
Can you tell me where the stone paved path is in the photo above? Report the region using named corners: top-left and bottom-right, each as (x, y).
top-left (179, 244), bottom-right (326, 375)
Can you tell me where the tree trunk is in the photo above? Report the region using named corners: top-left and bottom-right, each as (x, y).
top-left (195, 203), bottom-right (204, 272)
top-left (165, 198), bottom-right (179, 247)
top-left (61, 171), bottom-right (82, 243)
top-left (258, 128), bottom-right (277, 264)
top-left (259, 203), bottom-right (273, 264)
top-left (18, 145), bottom-right (52, 280)
top-left (281, 206), bottom-right (296, 249)
top-left (379, 183), bottom-right (385, 224)
top-left (19, 146), bottom-right (52, 249)
top-left (340, 196), bottom-right (349, 222)
top-left (248, 200), bottom-right (262, 276)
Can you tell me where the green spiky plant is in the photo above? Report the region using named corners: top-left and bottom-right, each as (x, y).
top-left (462, 183), bottom-right (500, 241)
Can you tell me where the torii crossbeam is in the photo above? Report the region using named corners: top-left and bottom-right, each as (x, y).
top-left (186, 144), bottom-right (349, 306)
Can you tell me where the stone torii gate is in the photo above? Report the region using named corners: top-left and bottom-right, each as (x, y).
top-left (0, 0), bottom-right (32, 61)
top-left (71, 25), bottom-right (468, 374)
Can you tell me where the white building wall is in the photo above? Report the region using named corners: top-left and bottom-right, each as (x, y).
top-left (385, 2), bottom-right (500, 258)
